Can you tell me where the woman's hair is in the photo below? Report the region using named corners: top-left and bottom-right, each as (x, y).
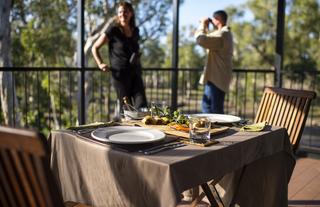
top-left (117, 1), bottom-right (136, 29)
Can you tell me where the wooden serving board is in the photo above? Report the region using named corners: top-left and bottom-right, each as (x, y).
top-left (182, 139), bottom-right (219, 147)
top-left (125, 121), bottom-right (229, 139)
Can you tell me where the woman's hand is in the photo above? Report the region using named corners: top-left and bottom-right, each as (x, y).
top-left (98, 63), bottom-right (110, 72)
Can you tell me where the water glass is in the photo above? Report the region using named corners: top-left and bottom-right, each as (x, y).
top-left (189, 116), bottom-right (211, 143)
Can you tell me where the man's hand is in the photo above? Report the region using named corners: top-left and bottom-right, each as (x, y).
top-left (199, 17), bottom-right (210, 28)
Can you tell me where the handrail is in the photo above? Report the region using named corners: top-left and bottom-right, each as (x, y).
top-left (0, 67), bottom-right (319, 154)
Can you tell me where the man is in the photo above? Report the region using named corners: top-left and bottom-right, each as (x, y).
top-left (195, 10), bottom-right (233, 114)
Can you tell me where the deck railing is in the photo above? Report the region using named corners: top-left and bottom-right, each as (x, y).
top-left (0, 67), bottom-right (319, 152)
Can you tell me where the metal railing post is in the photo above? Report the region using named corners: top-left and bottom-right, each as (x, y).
top-left (275, 0), bottom-right (285, 88)
top-left (77, 0), bottom-right (85, 124)
top-left (171, 0), bottom-right (179, 110)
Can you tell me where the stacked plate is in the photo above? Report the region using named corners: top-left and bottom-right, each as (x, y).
top-left (189, 114), bottom-right (241, 124)
top-left (91, 126), bottom-right (165, 144)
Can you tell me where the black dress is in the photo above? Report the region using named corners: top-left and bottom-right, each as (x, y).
top-left (105, 25), bottom-right (147, 109)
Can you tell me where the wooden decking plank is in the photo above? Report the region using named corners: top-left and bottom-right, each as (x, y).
top-left (290, 174), bottom-right (320, 200)
top-left (290, 157), bottom-right (318, 180)
top-left (314, 191), bottom-right (320, 201)
top-left (289, 167), bottom-right (319, 197)
top-left (288, 157), bottom-right (320, 200)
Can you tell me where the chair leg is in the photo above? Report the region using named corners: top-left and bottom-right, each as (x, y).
top-left (212, 185), bottom-right (224, 207)
top-left (190, 186), bottom-right (225, 207)
top-left (190, 177), bottom-right (224, 207)
top-left (191, 186), bottom-right (200, 201)
top-left (201, 183), bottom-right (219, 207)
top-left (190, 191), bottom-right (206, 207)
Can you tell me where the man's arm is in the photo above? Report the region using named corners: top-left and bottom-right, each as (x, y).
top-left (194, 18), bottom-right (223, 50)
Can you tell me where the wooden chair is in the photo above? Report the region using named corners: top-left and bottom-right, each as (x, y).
top-left (0, 126), bottom-right (88, 207)
top-left (190, 87), bottom-right (316, 207)
top-left (254, 87), bottom-right (316, 153)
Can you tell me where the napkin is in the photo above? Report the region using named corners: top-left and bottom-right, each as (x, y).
top-left (240, 121), bottom-right (267, 132)
top-left (67, 121), bottom-right (118, 130)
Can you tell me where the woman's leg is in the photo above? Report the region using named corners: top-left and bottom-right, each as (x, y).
top-left (131, 75), bottom-right (147, 109)
top-left (111, 77), bottom-right (130, 110)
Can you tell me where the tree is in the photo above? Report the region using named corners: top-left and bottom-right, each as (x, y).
top-left (0, 0), bottom-right (21, 126)
top-left (225, 1), bottom-right (277, 68)
top-left (284, 0), bottom-right (320, 74)
top-left (11, 0), bottom-right (76, 66)
top-left (8, 0), bottom-right (77, 128)
top-left (223, 0), bottom-right (319, 73)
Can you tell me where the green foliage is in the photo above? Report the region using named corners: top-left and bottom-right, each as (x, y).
top-left (160, 26), bottom-right (205, 68)
top-left (140, 39), bottom-right (165, 68)
top-left (227, 0), bottom-right (320, 71)
top-left (226, 0), bottom-right (277, 68)
top-left (11, 0), bottom-right (76, 67)
top-left (284, 0), bottom-right (320, 72)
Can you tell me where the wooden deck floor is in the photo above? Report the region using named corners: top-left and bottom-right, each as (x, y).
top-left (288, 155), bottom-right (320, 206)
top-left (178, 154), bottom-right (320, 207)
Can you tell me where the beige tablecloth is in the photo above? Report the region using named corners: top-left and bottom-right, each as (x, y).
top-left (49, 126), bottom-right (295, 207)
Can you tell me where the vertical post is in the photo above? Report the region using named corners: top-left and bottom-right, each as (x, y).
top-left (275, 0), bottom-right (285, 88)
top-left (77, 0), bottom-right (85, 124)
top-left (171, 0), bottom-right (179, 110)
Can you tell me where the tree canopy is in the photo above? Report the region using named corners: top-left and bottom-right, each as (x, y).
top-left (5, 0), bottom-right (320, 70)
top-left (225, 0), bottom-right (320, 71)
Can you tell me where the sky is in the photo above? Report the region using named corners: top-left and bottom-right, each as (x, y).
top-left (179, 0), bottom-right (251, 28)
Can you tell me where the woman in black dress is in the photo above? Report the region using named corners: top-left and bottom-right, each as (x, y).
top-left (92, 1), bottom-right (147, 111)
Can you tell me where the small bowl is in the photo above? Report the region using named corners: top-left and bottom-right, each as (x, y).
top-left (123, 110), bottom-right (150, 120)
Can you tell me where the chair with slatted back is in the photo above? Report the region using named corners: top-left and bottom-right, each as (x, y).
top-left (189, 87), bottom-right (316, 207)
top-left (254, 87), bottom-right (316, 153)
top-left (0, 126), bottom-right (90, 207)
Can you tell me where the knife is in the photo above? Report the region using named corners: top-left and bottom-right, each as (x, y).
top-left (139, 141), bottom-right (183, 153)
top-left (143, 143), bottom-right (186, 155)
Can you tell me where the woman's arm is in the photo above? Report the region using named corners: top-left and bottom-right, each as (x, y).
top-left (91, 33), bottom-right (110, 71)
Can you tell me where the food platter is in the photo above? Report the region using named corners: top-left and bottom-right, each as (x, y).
top-left (130, 121), bottom-right (229, 139)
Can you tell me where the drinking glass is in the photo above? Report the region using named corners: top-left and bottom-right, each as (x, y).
top-left (189, 116), bottom-right (211, 143)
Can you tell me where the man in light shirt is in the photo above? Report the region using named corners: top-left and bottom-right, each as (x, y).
top-left (195, 10), bottom-right (233, 114)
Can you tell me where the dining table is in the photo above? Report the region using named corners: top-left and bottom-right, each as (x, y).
top-left (49, 121), bottom-right (295, 207)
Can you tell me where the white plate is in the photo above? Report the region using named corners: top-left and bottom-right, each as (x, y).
top-left (91, 126), bottom-right (165, 144)
top-left (189, 114), bottom-right (241, 124)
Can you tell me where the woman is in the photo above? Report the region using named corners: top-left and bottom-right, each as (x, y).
top-left (92, 1), bottom-right (147, 111)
